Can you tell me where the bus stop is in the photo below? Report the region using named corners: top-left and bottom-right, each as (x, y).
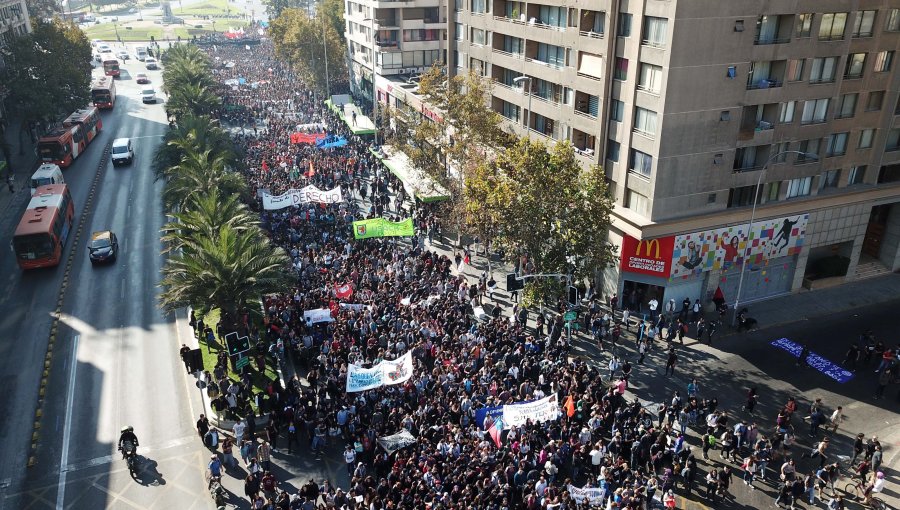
top-left (370, 145), bottom-right (450, 204)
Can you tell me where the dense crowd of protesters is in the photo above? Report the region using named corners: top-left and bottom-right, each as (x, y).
top-left (191, 41), bottom-right (889, 510)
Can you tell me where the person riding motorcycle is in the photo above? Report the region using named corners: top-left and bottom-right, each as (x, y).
top-left (118, 426), bottom-right (139, 457)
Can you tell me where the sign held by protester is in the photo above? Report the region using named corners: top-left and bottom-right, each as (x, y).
top-left (377, 430), bottom-right (417, 455)
top-left (303, 308), bottom-right (334, 324)
top-left (567, 485), bottom-right (606, 505)
top-left (501, 393), bottom-right (559, 428)
top-left (352, 218), bottom-right (415, 239)
top-left (261, 185), bottom-right (344, 210)
top-left (346, 351), bottom-right (414, 392)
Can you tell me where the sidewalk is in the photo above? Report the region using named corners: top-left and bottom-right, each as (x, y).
top-left (0, 117), bottom-right (39, 233)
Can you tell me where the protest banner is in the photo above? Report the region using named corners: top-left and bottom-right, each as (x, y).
top-left (261, 185), bottom-right (343, 210)
top-left (501, 394), bottom-right (560, 428)
top-left (352, 218), bottom-right (415, 239)
top-left (346, 351), bottom-right (414, 392)
top-left (381, 351), bottom-right (413, 386)
top-left (377, 430), bottom-right (417, 455)
top-left (567, 485), bottom-right (606, 506)
top-left (339, 303), bottom-right (367, 311)
top-left (303, 308), bottom-right (334, 324)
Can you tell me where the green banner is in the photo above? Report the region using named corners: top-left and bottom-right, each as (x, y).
top-left (353, 218), bottom-right (415, 239)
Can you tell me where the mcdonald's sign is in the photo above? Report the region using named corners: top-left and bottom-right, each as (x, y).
top-left (620, 234), bottom-right (675, 277)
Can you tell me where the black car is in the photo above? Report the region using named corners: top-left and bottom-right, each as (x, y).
top-left (89, 231), bottom-right (119, 264)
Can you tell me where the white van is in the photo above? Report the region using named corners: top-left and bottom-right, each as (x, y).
top-left (135, 45), bottom-right (148, 61)
top-left (30, 164), bottom-right (64, 195)
top-left (111, 138), bottom-right (134, 166)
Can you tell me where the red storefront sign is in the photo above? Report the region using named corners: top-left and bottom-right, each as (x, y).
top-left (620, 235), bottom-right (675, 277)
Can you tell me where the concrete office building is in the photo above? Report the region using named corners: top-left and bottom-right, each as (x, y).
top-left (448, 0), bottom-right (900, 309)
top-left (344, 0), bottom-right (448, 104)
top-left (0, 0), bottom-right (29, 49)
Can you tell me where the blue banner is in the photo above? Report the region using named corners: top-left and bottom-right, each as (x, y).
top-left (316, 135), bottom-right (348, 149)
top-left (771, 338), bottom-right (854, 383)
top-left (474, 405), bottom-right (503, 430)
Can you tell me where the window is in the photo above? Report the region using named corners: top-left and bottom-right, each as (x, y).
top-left (638, 63), bottom-right (662, 93)
top-left (837, 93), bottom-right (858, 118)
top-left (618, 13), bottom-right (632, 37)
top-left (607, 139), bottom-right (620, 162)
top-left (629, 149), bottom-right (653, 177)
top-left (501, 100), bottom-right (519, 121)
top-left (786, 177), bottom-right (813, 198)
top-left (455, 23), bottom-right (464, 40)
top-left (633, 107), bottom-right (658, 137)
top-left (538, 5), bottom-right (566, 27)
top-left (642, 16), bottom-right (668, 47)
top-left (797, 139), bottom-right (821, 161)
top-left (728, 185), bottom-right (758, 208)
top-left (624, 190), bottom-right (650, 216)
top-left (614, 57), bottom-right (629, 80)
top-left (610, 100), bottom-right (624, 122)
top-left (874, 51), bottom-right (894, 72)
top-left (796, 13), bottom-right (813, 37)
top-left (888, 9), bottom-right (900, 31)
top-left (820, 169), bottom-right (840, 189)
top-left (809, 56), bottom-right (838, 83)
top-left (787, 59), bottom-right (805, 81)
top-left (888, 128), bottom-right (900, 151)
top-left (755, 15), bottom-right (785, 44)
top-left (773, 142), bottom-right (790, 163)
top-left (866, 91), bottom-right (884, 111)
top-left (844, 53), bottom-right (866, 78)
top-left (819, 12), bottom-right (847, 40)
top-left (853, 10), bottom-right (876, 37)
top-left (779, 101), bottom-right (796, 123)
top-left (536, 43), bottom-right (565, 67)
top-left (503, 35), bottom-right (523, 54)
top-left (454, 0), bottom-right (463, 11)
top-left (471, 28), bottom-right (486, 45)
top-left (801, 98), bottom-right (830, 124)
top-left (825, 132), bottom-right (849, 156)
top-left (858, 128), bottom-right (875, 149)
top-left (848, 165), bottom-right (867, 184)
top-left (471, 0), bottom-right (486, 14)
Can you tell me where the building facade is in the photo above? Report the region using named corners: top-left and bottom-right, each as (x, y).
top-left (446, 0), bottom-right (900, 310)
top-left (0, 0), bottom-right (30, 49)
top-left (344, 0), bottom-right (448, 104)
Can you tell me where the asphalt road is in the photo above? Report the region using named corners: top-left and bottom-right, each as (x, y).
top-left (0, 49), bottom-right (210, 509)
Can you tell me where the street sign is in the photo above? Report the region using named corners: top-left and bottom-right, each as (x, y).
top-left (564, 311), bottom-right (577, 321)
top-left (224, 332), bottom-right (250, 356)
top-left (235, 356), bottom-right (250, 370)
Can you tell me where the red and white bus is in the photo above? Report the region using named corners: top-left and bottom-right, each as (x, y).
top-left (102, 58), bottom-right (120, 77)
top-left (38, 106), bottom-right (103, 168)
top-left (91, 76), bottom-right (116, 109)
top-left (12, 184), bottom-right (75, 270)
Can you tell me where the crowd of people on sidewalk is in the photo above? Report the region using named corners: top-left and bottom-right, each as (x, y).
top-left (187, 40), bottom-right (891, 510)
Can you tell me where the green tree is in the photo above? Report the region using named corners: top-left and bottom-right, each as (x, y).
top-left (475, 139), bottom-right (617, 305)
top-left (162, 149), bottom-right (247, 211)
top-left (2, 19), bottom-right (91, 144)
top-left (161, 45), bottom-right (215, 95)
top-left (262, 0), bottom-right (302, 19)
top-left (166, 83), bottom-right (222, 120)
top-left (159, 224), bottom-right (292, 327)
top-left (154, 115), bottom-right (238, 180)
top-left (318, 0), bottom-right (345, 44)
top-left (269, 8), bottom-right (347, 95)
top-left (161, 190), bottom-right (259, 254)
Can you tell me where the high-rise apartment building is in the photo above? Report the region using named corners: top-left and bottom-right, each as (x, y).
top-left (448, 1), bottom-right (900, 308)
top-left (344, 0), bottom-right (448, 104)
top-left (0, 0), bottom-right (30, 49)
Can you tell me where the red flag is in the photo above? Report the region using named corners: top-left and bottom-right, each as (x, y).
top-left (335, 283), bottom-right (353, 300)
top-left (488, 417), bottom-right (503, 448)
top-left (261, 160), bottom-right (269, 172)
top-left (564, 395), bottom-right (575, 418)
top-left (329, 300), bottom-right (339, 317)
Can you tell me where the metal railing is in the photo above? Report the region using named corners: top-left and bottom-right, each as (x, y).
top-left (579, 30), bottom-right (604, 39)
top-left (753, 36), bottom-right (791, 45)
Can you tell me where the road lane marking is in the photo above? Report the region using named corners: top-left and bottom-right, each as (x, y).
top-left (56, 333), bottom-right (79, 510)
top-left (62, 435), bottom-right (196, 473)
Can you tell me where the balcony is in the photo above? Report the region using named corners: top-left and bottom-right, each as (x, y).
top-left (753, 14), bottom-right (793, 45)
top-left (733, 145), bottom-right (773, 172)
top-left (746, 79), bottom-right (783, 90)
top-left (746, 60), bottom-right (786, 90)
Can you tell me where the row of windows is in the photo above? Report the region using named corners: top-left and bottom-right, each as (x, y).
top-left (797, 10), bottom-right (900, 40)
top-left (728, 166), bottom-right (868, 208)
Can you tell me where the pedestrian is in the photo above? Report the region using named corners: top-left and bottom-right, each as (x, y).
top-left (696, 317), bottom-right (706, 342)
top-left (701, 429), bottom-right (715, 460)
top-left (257, 440), bottom-right (272, 471)
top-left (871, 445), bottom-right (883, 473)
top-left (743, 387), bottom-right (759, 414)
top-left (233, 418), bottom-right (246, 445)
top-left (607, 356), bottom-right (620, 381)
top-left (240, 439), bottom-right (253, 465)
top-left (179, 344), bottom-right (191, 373)
top-left (221, 436), bottom-right (236, 468)
top-left (664, 348), bottom-right (677, 376)
top-left (842, 343), bottom-right (860, 372)
top-left (797, 344), bottom-right (810, 367)
top-left (343, 445), bottom-right (356, 476)
top-left (244, 473), bottom-right (260, 500)
top-left (828, 406), bottom-right (843, 433)
top-left (208, 454), bottom-right (222, 479)
top-left (638, 339), bottom-right (648, 364)
top-left (692, 299), bottom-right (702, 322)
top-left (196, 413), bottom-right (210, 439)
top-left (6, 174), bottom-right (13, 194)
top-left (774, 479), bottom-right (793, 508)
top-left (851, 433), bottom-right (865, 464)
top-left (874, 367), bottom-right (892, 398)
top-left (286, 421), bottom-right (299, 454)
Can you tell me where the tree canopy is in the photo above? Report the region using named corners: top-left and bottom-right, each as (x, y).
top-left (269, 8), bottom-right (347, 95)
top-left (1, 18), bottom-right (91, 125)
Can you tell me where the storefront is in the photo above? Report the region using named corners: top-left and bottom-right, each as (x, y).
top-left (618, 234), bottom-right (673, 313)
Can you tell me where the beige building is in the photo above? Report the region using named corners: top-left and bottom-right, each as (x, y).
top-left (447, 0), bottom-right (900, 309)
top-left (0, 0), bottom-right (30, 49)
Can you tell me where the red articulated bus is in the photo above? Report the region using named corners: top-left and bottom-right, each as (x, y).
top-left (38, 106), bottom-right (103, 168)
top-left (12, 184), bottom-right (75, 270)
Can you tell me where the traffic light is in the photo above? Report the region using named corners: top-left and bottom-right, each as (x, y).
top-left (224, 332), bottom-right (250, 356)
top-left (567, 286), bottom-right (579, 306)
top-left (506, 273), bottom-right (524, 292)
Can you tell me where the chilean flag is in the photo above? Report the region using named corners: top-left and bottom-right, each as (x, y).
top-left (335, 283), bottom-right (353, 300)
top-left (488, 417), bottom-right (503, 448)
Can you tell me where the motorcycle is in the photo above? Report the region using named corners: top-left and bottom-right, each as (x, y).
top-left (209, 475), bottom-right (226, 507)
top-left (120, 440), bottom-right (137, 475)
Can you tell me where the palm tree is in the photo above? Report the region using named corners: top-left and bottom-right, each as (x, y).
top-left (159, 224), bottom-right (292, 328)
top-left (162, 57), bottom-right (215, 96)
top-left (162, 150), bottom-right (247, 211)
top-left (166, 83), bottom-right (222, 120)
top-left (154, 115), bottom-right (238, 181)
top-left (161, 190), bottom-right (259, 254)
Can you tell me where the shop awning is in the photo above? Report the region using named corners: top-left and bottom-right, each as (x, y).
top-left (370, 145), bottom-right (451, 203)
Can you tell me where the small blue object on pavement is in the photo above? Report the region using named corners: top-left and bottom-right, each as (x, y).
top-left (770, 338), bottom-right (854, 383)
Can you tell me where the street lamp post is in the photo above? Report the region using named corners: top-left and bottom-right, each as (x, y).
top-left (512, 75), bottom-right (532, 135)
top-left (322, 16), bottom-right (330, 100)
top-left (364, 16), bottom-right (379, 147)
top-left (731, 150), bottom-right (818, 326)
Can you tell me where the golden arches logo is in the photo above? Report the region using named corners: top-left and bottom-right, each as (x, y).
top-left (635, 239), bottom-right (661, 259)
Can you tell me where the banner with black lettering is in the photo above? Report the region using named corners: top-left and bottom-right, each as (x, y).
top-left (261, 185), bottom-right (343, 210)
top-left (376, 430), bottom-right (417, 455)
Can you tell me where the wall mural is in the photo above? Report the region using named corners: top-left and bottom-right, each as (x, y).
top-left (670, 214), bottom-right (809, 279)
